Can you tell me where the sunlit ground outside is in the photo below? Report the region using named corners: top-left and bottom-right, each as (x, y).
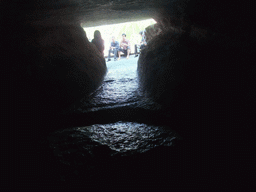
top-left (82, 19), bottom-right (156, 57)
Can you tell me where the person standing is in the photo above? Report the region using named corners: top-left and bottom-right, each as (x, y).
top-left (107, 36), bottom-right (119, 62)
top-left (91, 30), bottom-right (105, 56)
top-left (118, 33), bottom-right (131, 60)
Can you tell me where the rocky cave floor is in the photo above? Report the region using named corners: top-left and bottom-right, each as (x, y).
top-left (8, 56), bottom-right (255, 191)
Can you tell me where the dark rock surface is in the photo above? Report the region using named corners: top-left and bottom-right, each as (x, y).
top-left (6, 23), bottom-right (106, 110)
top-left (138, 29), bottom-right (254, 106)
top-left (136, 1), bottom-right (256, 191)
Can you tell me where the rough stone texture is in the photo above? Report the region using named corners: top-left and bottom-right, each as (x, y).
top-left (2, 3), bottom-right (109, 113)
top-left (137, 0), bottom-right (256, 108)
top-left (144, 23), bottom-right (163, 43)
top-left (1, 0), bottom-right (168, 27)
top-left (136, 3), bottom-right (256, 188)
top-left (138, 34), bottom-right (255, 122)
top-left (5, 23), bottom-right (106, 113)
top-left (32, 25), bottom-right (106, 104)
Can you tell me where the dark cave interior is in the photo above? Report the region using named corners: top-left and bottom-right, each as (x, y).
top-left (2, 0), bottom-right (256, 191)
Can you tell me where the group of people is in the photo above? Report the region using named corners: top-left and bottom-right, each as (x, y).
top-left (107, 33), bottom-right (130, 61)
top-left (90, 30), bottom-right (147, 61)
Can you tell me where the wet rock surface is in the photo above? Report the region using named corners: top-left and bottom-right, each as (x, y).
top-left (6, 57), bottom-right (178, 190)
top-left (46, 122), bottom-right (178, 183)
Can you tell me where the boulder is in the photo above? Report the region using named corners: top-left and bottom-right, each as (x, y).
top-left (32, 24), bottom-right (107, 107)
top-left (6, 23), bottom-right (107, 113)
top-left (138, 0), bottom-right (256, 111)
top-left (137, 33), bottom-right (255, 142)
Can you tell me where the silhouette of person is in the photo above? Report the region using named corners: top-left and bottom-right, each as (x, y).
top-left (91, 30), bottom-right (105, 56)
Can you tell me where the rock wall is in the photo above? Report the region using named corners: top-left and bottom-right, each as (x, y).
top-left (138, 1), bottom-right (256, 111)
top-left (31, 24), bottom-right (106, 106)
top-left (4, 22), bottom-right (106, 113)
top-left (137, 5), bottom-right (256, 181)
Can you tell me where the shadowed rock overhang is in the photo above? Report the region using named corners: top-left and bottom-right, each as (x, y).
top-left (2, 0), bottom-right (169, 26)
top-left (2, 0), bottom-right (254, 38)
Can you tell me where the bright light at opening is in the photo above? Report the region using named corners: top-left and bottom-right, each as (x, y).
top-left (82, 19), bottom-right (156, 57)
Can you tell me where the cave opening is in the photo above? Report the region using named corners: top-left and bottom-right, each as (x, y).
top-left (69, 18), bottom-right (159, 113)
top-left (81, 18), bottom-right (156, 57)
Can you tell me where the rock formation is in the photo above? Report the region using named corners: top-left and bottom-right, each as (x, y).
top-left (138, 0), bottom-right (255, 112)
top-left (2, 0), bottom-right (254, 112)
top-left (3, 12), bottom-right (107, 114)
top-left (29, 24), bottom-right (106, 107)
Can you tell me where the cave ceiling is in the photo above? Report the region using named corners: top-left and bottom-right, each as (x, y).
top-left (3, 0), bottom-right (175, 27)
top-left (3, 0), bottom-right (253, 38)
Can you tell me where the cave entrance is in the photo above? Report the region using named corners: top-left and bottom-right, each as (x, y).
top-left (77, 19), bottom-right (156, 112)
top-left (82, 19), bottom-right (156, 58)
